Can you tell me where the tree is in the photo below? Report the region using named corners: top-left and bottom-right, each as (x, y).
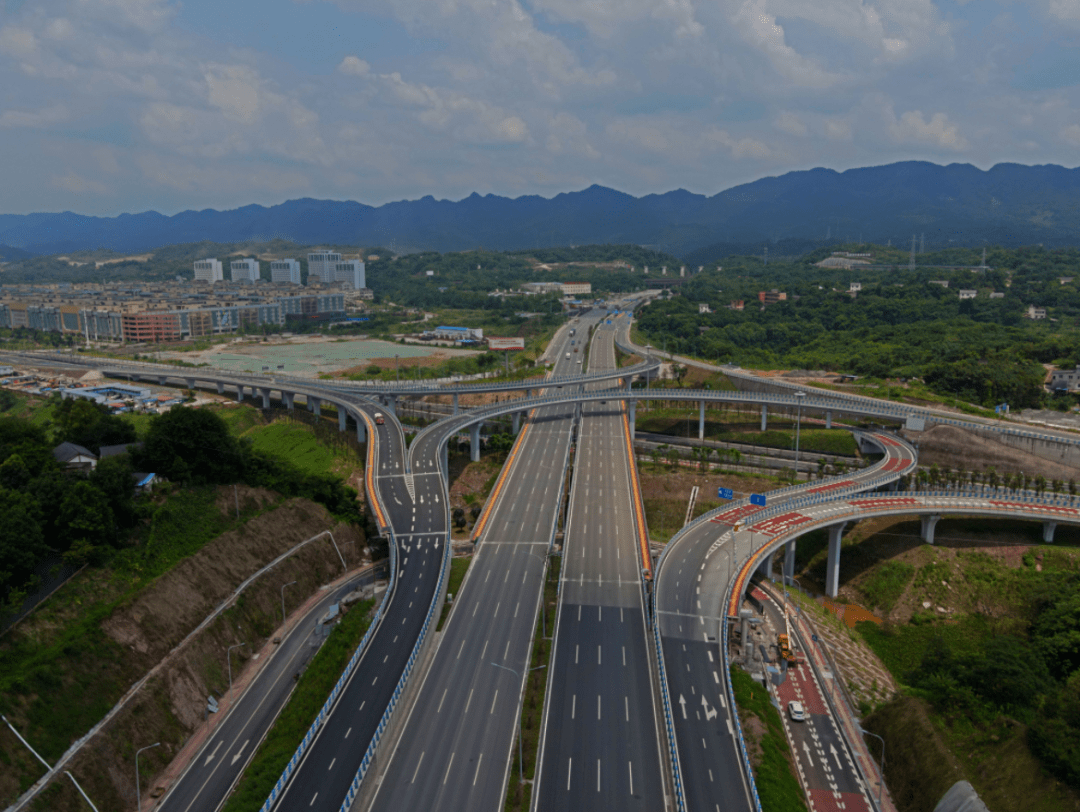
top-left (0, 453), bottom-right (31, 490)
top-left (59, 481), bottom-right (114, 554)
top-left (90, 454), bottom-right (137, 528)
top-left (137, 407), bottom-right (241, 485)
top-left (0, 487), bottom-right (46, 591)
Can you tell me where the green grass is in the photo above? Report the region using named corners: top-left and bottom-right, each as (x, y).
top-left (855, 614), bottom-right (996, 681)
top-left (859, 560), bottom-right (916, 613)
top-left (635, 408), bottom-right (858, 456)
top-left (241, 421), bottom-right (348, 477)
top-left (220, 599), bottom-right (375, 812)
top-left (729, 666), bottom-right (809, 812)
top-left (438, 556), bottom-right (472, 630)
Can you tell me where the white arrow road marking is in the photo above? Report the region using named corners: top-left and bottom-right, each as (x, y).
top-left (678, 694), bottom-right (687, 719)
top-left (231, 740), bottom-right (249, 765)
top-left (830, 743), bottom-right (843, 771)
top-left (204, 740), bottom-right (223, 766)
top-left (701, 695), bottom-right (717, 722)
top-left (802, 741), bottom-right (815, 768)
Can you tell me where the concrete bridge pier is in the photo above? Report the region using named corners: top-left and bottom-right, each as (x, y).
top-left (857, 434), bottom-right (880, 455)
top-left (158, 376), bottom-right (167, 386)
top-left (470, 423), bottom-right (482, 462)
top-left (761, 404), bottom-right (768, 431)
top-left (825, 522), bottom-right (848, 598)
top-left (185, 378), bottom-right (195, 390)
top-left (236, 386), bottom-right (244, 403)
top-left (338, 408), bottom-right (347, 433)
top-left (512, 411), bottom-right (521, 434)
top-left (629, 401), bottom-right (636, 440)
top-left (757, 550), bottom-right (776, 581)
top-left (312, 398), bottom-right (321, 417)
top-left (216, 382), bottom-right (225, 395)
top-left (356, 419), bottom-right (366, 444)
top-left (699, 401), bottom-right (706, 441)
top-left (920, 514), bottom-right (941, 544)
top-left (825, 410), bottom-right (832, 430)
top-left (385, 395), bottom-right (397, 417)
top-left (624, 377), bottom-right (632, 390)
top-left (525, 389), bottom-right (532, 399)
top-left (452, 393), bottom-right (459, 416)
top-left (282, 392), bottom-right (294, 410)
top-left (1044, 521), bottom-right (1057, 543)
top-left (783, 541), bottom-right (797, 584)
top-left (259, 388), bottom-right (271, 409)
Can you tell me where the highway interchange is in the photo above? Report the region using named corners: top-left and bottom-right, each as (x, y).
top-left (7, 300), bottom-right (1080, 812)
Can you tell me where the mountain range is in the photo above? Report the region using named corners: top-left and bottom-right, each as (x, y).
top-left (2, 161), bottom-right (1080, 261)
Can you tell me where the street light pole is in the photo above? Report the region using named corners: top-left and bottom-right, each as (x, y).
top-left (794, 391), bottom-right (806, 481)
top-left (491, 662), bottom-right (547, 782)
top-left (227, 643), bottom-right (248, 699)
top-left (860, 727), bottom-right (886, 807)
top-left (135, 742), bottom-right (160, 811)
top-left (281, 581), bottom-right (297, 625)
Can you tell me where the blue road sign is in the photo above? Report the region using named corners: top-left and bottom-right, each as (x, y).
top-left (718, 487), bottom-right (734, 500)
top-left (750, 493), bottom-right (766, 506)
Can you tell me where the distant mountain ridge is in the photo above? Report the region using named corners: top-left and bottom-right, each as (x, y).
top-left (3, 161), bottom-right (1080, 259)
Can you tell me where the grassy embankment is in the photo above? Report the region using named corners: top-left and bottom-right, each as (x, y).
top-left (729, 666), bottom-right (809, 812)
top-left (438, 557), bottom-right (472, 630)
top-left (219, 599), bottom-right (375, 812)
top-left (0, 403), bottom-right (364, 800)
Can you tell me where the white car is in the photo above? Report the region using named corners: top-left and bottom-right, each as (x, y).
top-left (787, 700), bottom-right (806, 722)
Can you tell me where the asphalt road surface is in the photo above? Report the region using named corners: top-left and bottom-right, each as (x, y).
top-left (365, 316), bottom-right (599, 812)
top-left (534, 322), bottom-right (666, 812)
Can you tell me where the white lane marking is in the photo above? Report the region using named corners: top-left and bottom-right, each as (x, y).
top-left (597, 759), bottom-right (601, 792)
top-left (490, 689), bottom-right (499, 714)
top-left (309, 792), bottom-right (318, 806)
top-left (629, 761), bottom-right (634, 796)
top-left (572, 695), bottom-right (576, 719)
top-left (438, 689), bottom-right (448, 713)
top-left (444, 752), bottom-right (455, 784)
top-left (568, 758), bottom-right (573, 791)
top-left (411, 752), bottom-right (425, 783)
top-left (473, 753), bottom-right (484, 786)
top-left (625, 696), bottom-right (629, 721)
top-left (597, 695), bottom-right (602, 720)
top-left (345, 727), bottom-right (352, 739)
top-left (464, 689), bottom-right (474, 714)
top-left (328, 757), bottom-right (336, 771)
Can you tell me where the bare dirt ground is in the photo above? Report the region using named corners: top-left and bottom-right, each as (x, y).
top-left (904, 423), bottom-right (1080, 481)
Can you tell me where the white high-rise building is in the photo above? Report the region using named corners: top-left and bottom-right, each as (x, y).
top-left (333, 260), bottom-right (366, 290)
top-left (194, 259), bottom-right (223, 282)
top-left (306, 251), bottom-right (341, 285)
top-left (270, 259), bottom-right (302, 285)
top-left (230, 258), bottom-right (260, 283)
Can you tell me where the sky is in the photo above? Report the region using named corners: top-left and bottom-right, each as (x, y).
top-left (1, 0), bottom-right (1079, 216)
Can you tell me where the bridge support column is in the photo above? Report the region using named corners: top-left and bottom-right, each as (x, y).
top-left (624, 377), bottom-right (632, 390)
top-left (470, 423), bottom-right (481, 462)
top-left (452, 393), bottom-right (459, 416)
top-left (339, 408), bottom-right (347, 432)
top-left (385, 396), bottom-right (397, 417)
top-left (783, 541), bottom-right (797, 584)
top-left (282, 392), bottom-right (294, 410)
top-left (236, 386), bottom-right (244, 402)
top-left (757, 550), bottom-right (776, 581)
top-left (185, 378), bottom-right (195, 390)
top-left (1043, 521), bottom-right (1057, 543)
top-left (312, 398), bottom-right (321, 417)
top-left (356, 420), bottom-right (366, 444)
top-left (761, 404), bottom-right (768, 431)
top-left (259, 389), bottom-right (270, 409)
top-left (158, 376), bottom-right (167, 386)
top-left (216, 382), bottom-right (225, 395)
top-left (629, 401), bottom-right (636, 440)
top-left (920, 514), bottom-right (941, 544)
top-left (924, 513), bottom-right (941, 546)
top-left (512, 411), bottom-right (521, 434)
top-left (826, 522), bottom-right (848, 598)
top-left (825, 410), bottom-right (832, 430)
top-left (699, 401), bottom-right (706, 441)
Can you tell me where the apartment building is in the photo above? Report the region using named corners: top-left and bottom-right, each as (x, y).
top-left (230, 258), bottom-right (260, 283)
top-left (194, 258), bottom-right (224, 282)
top-left (270, 259), bottom-right (302, 285)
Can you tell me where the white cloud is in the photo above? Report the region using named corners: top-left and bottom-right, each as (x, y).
top-left (731, 0), bottom-right (842, 89)
top-left (1061, 124), bottom-right (1080, 146)
top-left (825, 119), bottom-right (853, 140)
top-left (546, 112), bottom-right (599, 157)
top-left (0, 105), bottom-right (69, 129)
top-left (338, 56), bottom-right (370, 76)
top-left (205, 65), bottom-right (264, 124)
top-left (607, 117), bottom-right (770, 161)
top-left (775, 111), bottom-right (808, 136)
top-left (1047, 0), bottom-right (1080, 22)
top-left (51, 171), bottom-right (109, 194)
top-left (889, 108), bottom-right (968, 150)
top-left (75, 0), bottom-right (176, 34)
top-left (0, 26), bottom-right (38, 59)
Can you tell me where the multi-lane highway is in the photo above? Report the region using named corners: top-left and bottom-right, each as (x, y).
top-left (365, 316), bottom-right (599, 812)
top-left (534, 321), bottom-right (666, 810)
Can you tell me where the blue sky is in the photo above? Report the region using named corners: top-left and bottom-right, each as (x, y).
top-left (1, 0), bottom-right (1078, 216)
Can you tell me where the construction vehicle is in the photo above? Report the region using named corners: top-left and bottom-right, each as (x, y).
top-left (777, 633), bottom-right (798, 665)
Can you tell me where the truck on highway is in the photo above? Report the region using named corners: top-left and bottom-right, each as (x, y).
top-left (569, 328), bottom-right (576, 336)
top-left (374, 413), bottom-right (384, 425)
top-left (565, 352), bottom-right (571, 360)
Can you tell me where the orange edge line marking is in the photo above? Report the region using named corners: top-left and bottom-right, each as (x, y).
top-left (471, 409), bottom-right (535, 542)
top-left (622, 404), bottom-right (652, 580)
top-left (361, 413), bottom-right (387, 529)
